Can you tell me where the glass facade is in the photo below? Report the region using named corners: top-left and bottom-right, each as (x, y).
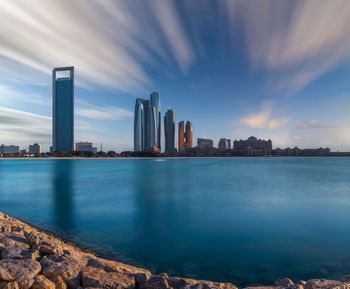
top-left (52, 67), bottom-right (74, 152)
top-left (133, 92), bottom-right (161, 151)
top-left (164, 109), bottom-right (176, 153)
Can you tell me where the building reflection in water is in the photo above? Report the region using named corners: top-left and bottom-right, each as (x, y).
top-left (52, 160), bottom-right (75, 231)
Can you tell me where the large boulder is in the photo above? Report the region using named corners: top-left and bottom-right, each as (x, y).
top-left (40, 254), bottom-right (84, 289)
top-left (82, 266), bottom-right (135, 289)
top-left (0, 259), bottom-right (41, 289)
top-left (1, 247), bottom-right (31, 260)
top-left (32, 275), bottom-right (56, 289)
top-left (304, 279), bottom-right (342, 289)
top-left (0, 282), bottom-right (20, 289)
top-left (275, 278), bottom-right (294, 287)
top-left (0, 234), bottom-right (29, 250)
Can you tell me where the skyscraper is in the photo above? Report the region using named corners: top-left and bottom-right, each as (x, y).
top-left (185, 121), bottom-right (193, 149)
top-left (164, 109), bottom-right (176, 153)
top-left (52, 66), bottom-right (74, 152)
top-left (133, 92), bottom-right (161, 151)
top-left (149, 92), bottom-right (161, 150)
top-left (134, 98), bottom-right (144, 152)
top-left (178, 121), bottom-right (185, 153)
top-left (218, 138), bottom-right (231, 149)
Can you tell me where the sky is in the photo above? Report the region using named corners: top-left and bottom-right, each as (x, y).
top-left (1, 0), bottom-right (350, 152)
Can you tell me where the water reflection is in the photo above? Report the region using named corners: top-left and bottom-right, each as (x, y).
top-left (52, 160), bottom-right (75, 230)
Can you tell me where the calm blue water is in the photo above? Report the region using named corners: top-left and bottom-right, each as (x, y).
top-left (0, 158), bottom-right (350, 286)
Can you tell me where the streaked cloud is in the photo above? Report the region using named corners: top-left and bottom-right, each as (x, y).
top-left (225, 0), bottom-right (350, 92)
top-left (0, 0), bottom-right (195, 93)
top-left (240, 106), bottom-right (289, 130)
top-left (76, 100), bottom-right (133, 121)
top-left (296, 120), bottom-right (334, 129)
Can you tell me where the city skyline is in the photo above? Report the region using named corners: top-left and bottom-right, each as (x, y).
top-left (1, 1), bottom-right (350, 152)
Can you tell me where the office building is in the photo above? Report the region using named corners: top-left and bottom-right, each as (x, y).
top-left (178, 121), bottom-right (185, 153)
top-left (164, 109), bottom-right (176, 153)
top-left (29, 143), bottom-right (41, 154)
top-left (133, 92), bottom-right (161, 151)
top-left (185, 121), bottom-right (193, 149)
top-left (218, 138), bottom-right (231, 150)
top-left (234, 136), bottom-right (272, 154)
top-left (76, 142), bottom-right (97, 153)
top-left (0, 145), bottom-right (20, 154)
top-left (52, 66), bottom-right (74, 152)
top-left (197, 138), bottom-right (214, 148)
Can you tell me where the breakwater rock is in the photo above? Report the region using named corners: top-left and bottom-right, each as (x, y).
top-left (0, 212), bottom-right (349, 289)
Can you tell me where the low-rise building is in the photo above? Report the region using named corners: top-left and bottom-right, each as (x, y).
top-left (218, 138), bottom-right (231, 150)
top-left (197, 138), bottom-right (214, 148)
top-left (233, 136), bottom-right (272, 155)
top-left (29, 143), bottom-right (41, 154)
top-left (0, 145), bottom-right (20, 155)
top-left (75, 142), bottom-right (97, 153)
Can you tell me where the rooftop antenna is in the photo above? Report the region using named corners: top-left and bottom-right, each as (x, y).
top-left (100, 143), bottom-right (103, 152)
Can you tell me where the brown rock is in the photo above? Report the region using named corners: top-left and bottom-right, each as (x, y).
top-left (1, 247), bottom-right (31, 260)
top-left (38, 244), bottom-right (64, 256)
top-left (82, 266), bottom-right (135, 289)
top-left (52, 276), bottom-right (67, 289)
top-left (87, 258), bottom-right (115, 273)
top-left (0, 234), bottom-right (30, 250)
top-left (243, 287), bottom-right (276, 289)
top-left (41, 255), bottom-right (84, 289)
top-left (275, 278), bottom-right (294, 287)
top-left (32, 275), bottom-right (55, 289)
top-left (0, 259), bottom-right (41, 285)
top-left (0, 282), bottom-right (20, 289)
top-left (167, 277), bottom-right (198, 289)
top-left (304, 279), bottom-right (342, 289)
top-left (25, 233), bottom-right (41, 247)
top-left (340, 276), bottom-right (350, 283)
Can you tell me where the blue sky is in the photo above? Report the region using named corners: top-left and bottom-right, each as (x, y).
top-left (1, 0), bottom-right (350, 152)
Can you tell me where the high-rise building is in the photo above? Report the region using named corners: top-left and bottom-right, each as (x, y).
top-left (149, 92), bottom-right (161, 150)
top-left (233, 136), bottom-right (272, 154)
top-left (133, 92), bottom-right (161, 151)
top-left (52, 66), bottom-right (74, 152)
top-left (218, 138), bottom-right (231, 150)
top-left (178, 121), bottom-right (185, 153)
top-left (197, 138), bottom-right (214, 148)
top-left (185, 121), bottom-right (193, 149)
top-left (164, 109), bottom-right (176, 153)
top-left (76, 142), bottom-right (97, 153)
top-left (29, 143), bottom-right (41, 154)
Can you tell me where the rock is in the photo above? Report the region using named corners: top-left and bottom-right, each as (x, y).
top-left (0, 234), bottom-right (30, 250)
top-left (38, 244), bottom-right (64, 256)
top-left (304, 279), bottom-right (342, 289)
top-left (275, 278), bottom-right (294, 287)
top-left (138, 275), bottom-right (170, 289)
top-left (130, 272), bottom-right (151, 286)
top-left (41, 255), bottom-right (84, 289)
top-left (288, 285), bottom-right (303, 289)
top-left (82, 266), bottom-right (135, 289)
top-left (0, 259), bottom-right (41, 289)
top-left (32, 275), bottom-right (55, 289)
top-left (25, 250), bottom-right (41, 261)
top-left (340, 276), bottom-right (350, 283)
top-left (52, 276), bottom-right (67, 289)
top-left (25, 233), bottom-right (41, 247)
top-left (167, 277), bottom-right (198, 289)
top-left (0, 282), bottom-right (20, 289)
top-left (243, 287), bottom-right (276, 289)
top-left (87, 258), bottom-right (115, 273)
top-left (1, 247), bottom-right (31, 260)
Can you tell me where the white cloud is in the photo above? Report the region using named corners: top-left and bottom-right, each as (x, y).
top-left (296, 119), bottom-right (334, 129)
top-left (240, 107), bottom-right (288, 130)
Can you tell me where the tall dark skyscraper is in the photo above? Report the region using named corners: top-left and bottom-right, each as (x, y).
top-left (164, 109), bottom-right (176, 153)
top-left (134, 92), bottom-right (161, 151)
top-left (52, 67), bottom-right (74, 152)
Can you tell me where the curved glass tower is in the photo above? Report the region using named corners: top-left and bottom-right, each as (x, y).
top-left (133, 92), bottom-right (161, 151)
top-left (134, 98), bottom-right (144, 152)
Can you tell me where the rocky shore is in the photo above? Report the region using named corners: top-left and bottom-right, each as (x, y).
top-left (1, 212), bottom-right (350, 289)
